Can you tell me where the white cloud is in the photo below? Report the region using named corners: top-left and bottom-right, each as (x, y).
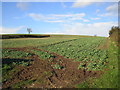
top-left (106, 3), bottom-right (117, 12)
top-left (16, 2), bottom-right (28, 10)
top-left (100, 3), bottom-right (118, 16)
top-left (51, 13), bottom-right (85, 17)
top-left (45, 20), bottom-right (64, 23)
top-left (0, 26), bottom-right (25, 34)
top-left (44, 32), bottom-right (64, 34)
top-left (43, 22), bottom-right (117, 36)
top-left (72, 2), bottom-right (93, 8)
top-left (82, 19), bottom-right (90, 22)
top-left (61, 21), bottom-right (118, 37)
top-left (28, 13), bottom-right (86, 23)
top-left (72, 0), bottom-right (105, 8)
top-left (72, 0), bottom-right (119, 8)
top-left (28, 13), bottom-right (44, 21)
top-left (90, 17), bottom-right (101, 20)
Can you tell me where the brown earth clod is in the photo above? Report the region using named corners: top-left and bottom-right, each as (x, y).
top-left (2, 47), bottom-right (103, 88)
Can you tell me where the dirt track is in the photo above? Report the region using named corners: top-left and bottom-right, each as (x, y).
top-left (2, 47), bottom-right (103, 88)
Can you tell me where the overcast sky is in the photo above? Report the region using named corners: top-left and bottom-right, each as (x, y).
top-left (1, 1), bottom-right (118, 37)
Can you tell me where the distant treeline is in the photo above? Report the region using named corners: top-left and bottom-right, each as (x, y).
top-left (0, 34), bottom-right (50, 39)
top-left (109, 26), bottom-right (120, 44)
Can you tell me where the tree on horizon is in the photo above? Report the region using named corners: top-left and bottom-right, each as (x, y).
top-left (27, 28), bottom-right (32, 34)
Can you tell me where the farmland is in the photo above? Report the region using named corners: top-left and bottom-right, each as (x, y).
top-left (2, 35), bottom-right (80, 48)
top-left (1, 35), bottom-right (118, 88)
top-left (37, 37), bottom-right (108, 71)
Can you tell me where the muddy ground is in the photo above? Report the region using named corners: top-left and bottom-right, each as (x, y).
top-left (2, 47), bottom-right (103, 88)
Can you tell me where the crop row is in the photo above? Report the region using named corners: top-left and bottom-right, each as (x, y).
top-left (38, 37), bottom-right (108, 71)
top-left (2, 49), bottom-right (33, 58)
top-left (31, 49), bottom-right (56, 60)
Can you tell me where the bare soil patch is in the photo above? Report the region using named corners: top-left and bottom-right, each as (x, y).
top-left (2, 47), bottom-right (103, 88)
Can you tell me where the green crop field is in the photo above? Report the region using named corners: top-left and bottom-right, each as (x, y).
top-left (2, 35), bottom-right (80, 48)
top-left (1, 35), bottom-right (118, 88)
top-left (37, 37), bottom-right (108, 71)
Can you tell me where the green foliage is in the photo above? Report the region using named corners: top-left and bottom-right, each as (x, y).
top-left (52, 64), bottom-right (64, 69)
top-left (2, 65), bottom-right (20, 82)
top-left (12, 61), bottom-right (30, 66)
top-left (2, 35), bottom-right (80, 48)
top-left (78, 63), bottom-right (86, 70)
top-left (76, 81), bottom-right (89, 88)
top-left (2, 60), bottom-right (31, 82)
top-left (109, 26), bottom-right (120, 36)
top-left (2, 64), bottom-right (11, 72)
top-left (2, 49), bottom-right (33, 58)
top-left (31, 50), bottom-right (53, 60)
top-left (109, 26), bottom-right (120, 43)
top-left (11, 80), bottom-right (34, 88)
top-left (76, 39), bottom-right (118, 88)
top-left (38, 37), bottom-right (108, 71)
top-left (2, 35), bottom-right (117, 88)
